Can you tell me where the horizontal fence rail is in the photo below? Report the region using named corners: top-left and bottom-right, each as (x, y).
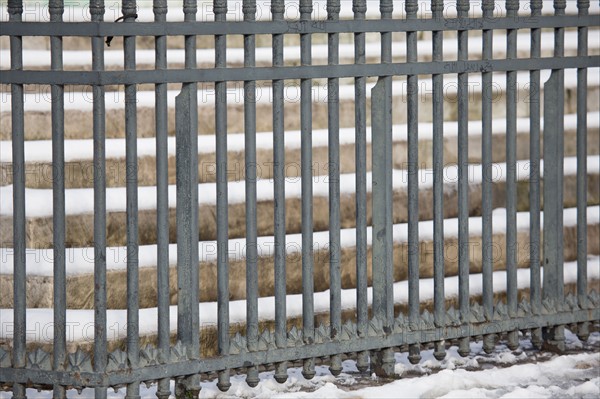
top-left (0, 0), bottom-right (599, 398)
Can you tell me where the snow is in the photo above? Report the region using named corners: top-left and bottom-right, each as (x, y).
top-left (0, 255), bottom-right (598, 343)
top-left (0, 199), bottom-right (598, 276)
top-left (1, 154), bottom-right (598, 217)
top-left (0, 329), bottom-right (598, 398)
top-left (1, 111), bottom-right (597, 163)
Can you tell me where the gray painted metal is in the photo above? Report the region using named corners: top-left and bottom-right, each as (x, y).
top-left (353, 0), bottom-right (369, 374)
top-left (243, 0), bottom-right (260, 389)
top-left (8, 0), bottom-right (25, 398)
top-left (577, 0), bottom-right (591, 342)
top-left (481, 0), bottom-right (494, 355)
top-left (431, 0), bottom-right (446, 362)
top-left (49, 1), bottom-right (66, 398)
top-left (1, 0), bottom-right (598, 396)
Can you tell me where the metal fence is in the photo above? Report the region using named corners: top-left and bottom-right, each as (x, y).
top-left (0, 0), bottom-right (599, 398)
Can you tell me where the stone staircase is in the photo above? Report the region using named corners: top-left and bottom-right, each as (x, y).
top-left (0, 5), bottom-right (599, 344)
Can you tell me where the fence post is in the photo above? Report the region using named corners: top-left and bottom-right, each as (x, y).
top-left (542, 71), bottom-right (565, 352)
top-left (175, 84), bottom-right (201, 398)
top-left (371, 77), bottom-right (395, 377)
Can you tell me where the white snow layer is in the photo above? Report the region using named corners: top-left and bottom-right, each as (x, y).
top-left (0, 256), bottom-right (598, 343)
top-left (1, 111), bottom-right (597, 163)
top-left (0, 202), bottom-right (598, 276)
top-left (1, 155), bottom-right (598, 217)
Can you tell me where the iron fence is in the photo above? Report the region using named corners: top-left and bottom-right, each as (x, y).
top-left (0, 0), bottom-right (599, 398)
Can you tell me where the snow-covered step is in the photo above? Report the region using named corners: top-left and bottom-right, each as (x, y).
top-left (0, 156), bottom-right (598, 248)
top-left (1, 112), bottom-right (598, 188)
top-left (1, 68), bottom-right (597, 140)
top-left (0, 206), bottom-right (597, 310)
top-left (2, 30), bottom-right (596, 71)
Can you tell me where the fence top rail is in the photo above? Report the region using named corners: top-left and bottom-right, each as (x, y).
top-left (0, 15), bottom-right (598, 37)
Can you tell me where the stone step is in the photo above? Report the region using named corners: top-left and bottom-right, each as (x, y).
top-left (1, 113), bottom-right (598, 188)
top-left (1, 68), bottom-right (597, 140)
top-left (0, 206), bottom-right (597, 309)
top-left (0, 277), bottom-right (597, 352)
top-left (2, 30), bottom-right (594, 73)
top-left (0, 156), bottom-right (598, 248)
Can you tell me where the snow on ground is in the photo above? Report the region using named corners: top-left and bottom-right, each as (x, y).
top-left (1, 329), bottom-right (598, 398)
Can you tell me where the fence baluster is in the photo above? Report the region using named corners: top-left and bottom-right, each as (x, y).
top-left (481, 0), bottom-right (495, 355)
top-left (381, 0), bottom-right (393, 332)
top-left (352, 0), bottom-right (370, 374)
top-left (213, 0), bottom-right (231, 391)
top-left (505, 0), bottom-right (519, 351)
top-left (327, 0), bottom-right (343, 377)
top-left (50, 1), bottom-right (66, 398)
top-left (122, 1), bottom-right (141, 398)
top-left (152, 0), bottom-right (171, 397)
top-left (576, 0), bottom-right (590, 342)
top-left (405, 0), bottom-right (421, 366)
top-left (90, 1), bottom-right (108, 398)
top-left (431, 0), bottom-right (446, 361)
top-left (243, 0), bottom-right (260, 389)
top-left (8, 1), bottom-right (25, 398)
top-left (185, 0), bottom-right (200, 391)
top-left (457, 0), bottom-right (470, 358)
top-left (298, 0), bottom-right (316, 381)
top-left (529, 0), bottom-right (543, 349)
top-left (271, 0), bottom-right (288, 384)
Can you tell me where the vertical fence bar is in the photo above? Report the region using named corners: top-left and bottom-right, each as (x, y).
top-left (505, 0), bottom-right (519, 351)
top-left (176, 2), bottom-right (200, 397)
top-left (153, 0), bottom-right (171, 397)
top-left (8, 1), bottom-right (25, 398)
top-left (90, 1), bottom-right (108, 398)
top-left (457, 0), bottom-right (470, 358)
top-left (353, 0), bottom-right (369, 373)
top-left (406, 0), bottom-right (421, 366)
top-left (298, 0), bottom-right (316, 381)
top-left (122, 1), bottom-right (140, 398)
top-left (271, 0), bottom-right (288, 384)
top-left (184, 0), bottom-right (200, 387)
top-left (49, 1), bottom-right (66, 398)
top-left (481, 0), bottom-right (495, 355)
top-left (576, 0), bottom-right (590, 342)
top-left (431, 0), bottom-right (446, 361)
top-left (382, 1), bottom-right (393, 331)
top-left (553, 0), bottom-right (566, 302)
top-left (327, 0), bottom-right (343, 377)
top-left (243, 0), bottom-right (260, 388)
top-left (214, 0), bottom-right (231, 392)
top-left (543, 71), bottom-right (565, 352)
top-left (528, 0), bottom-right (543, 349)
